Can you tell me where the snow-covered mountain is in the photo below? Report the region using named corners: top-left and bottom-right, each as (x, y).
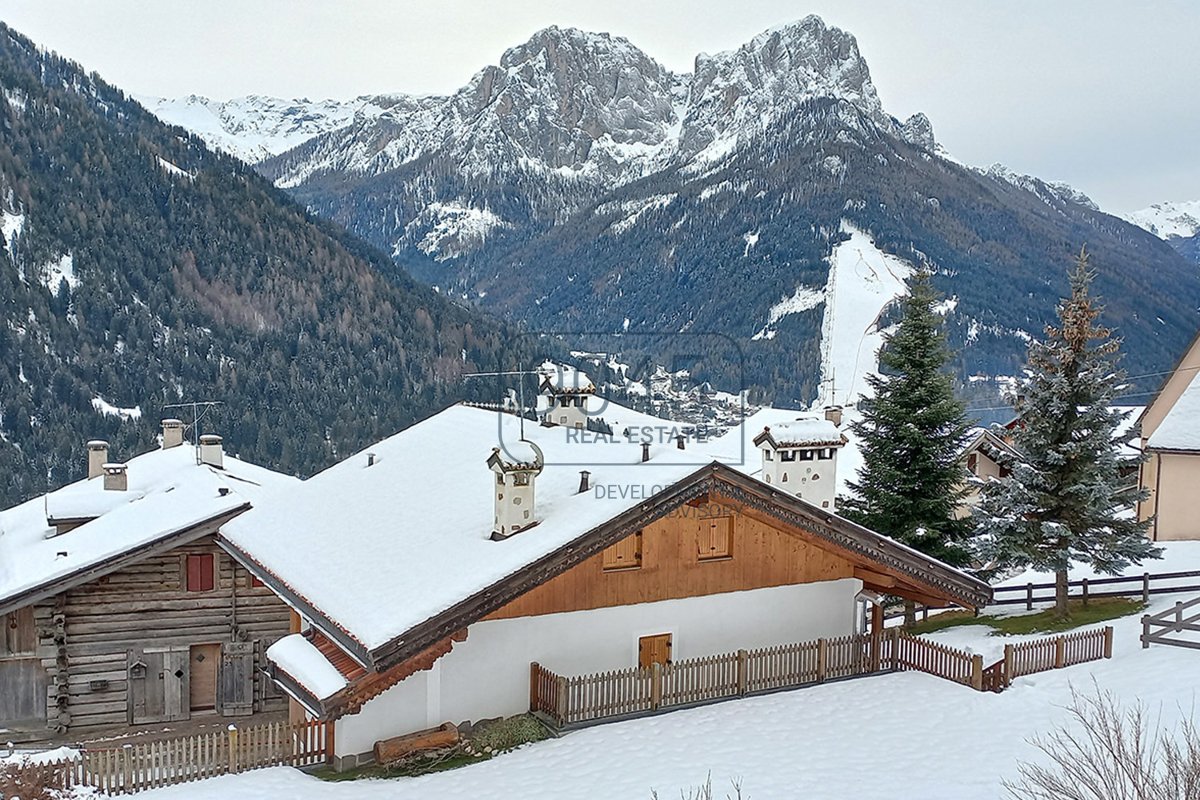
top-left (137, 94), bottom-right (401, 163)
top-left (1123, 201), bottom-right (1200, 240)
top-left (150, 16), bottom-right (1200, 408)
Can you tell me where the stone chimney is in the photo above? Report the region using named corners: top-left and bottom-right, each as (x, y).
top-left (162, 418), bottom-right (185, 449)
top-left (488, 442), bottom-right (544, 540)
top-left (87, 440), bottom-right (109, 479)
top-left (199, 434), bottom-right (223, 469)
top-left (102, 462), bottom-right (128, 492)
top-left (824, 406), bottom-right (844, 427)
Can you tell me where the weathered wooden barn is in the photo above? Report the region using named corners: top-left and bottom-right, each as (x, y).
top-left (0, 423), bottom-right (296, 741)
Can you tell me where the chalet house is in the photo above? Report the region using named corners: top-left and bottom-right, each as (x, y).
top-left (1138, 330), bottom-right (1200, 540)
top-left (220, 403), bottom-right (990, 768)
top-left (955, 428), bottom-right (1016, 517)
top-left (0, 421), bottom-right (297, 741)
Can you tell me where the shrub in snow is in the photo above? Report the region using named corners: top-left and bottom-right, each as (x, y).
top-left (466, 714), bottom-right (549, 754)
top-left (0, 759), bottom-right (68, 800)
top-left (1006, 685), bottom-right (1199, 800)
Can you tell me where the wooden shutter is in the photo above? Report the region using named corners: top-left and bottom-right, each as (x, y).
top-left (638, 633), bottom-right (672, 668)
top-left (697, 516), bottom-right (733, 561)
top-left (0, 659), bottom-right (47, 724)
top-left (163, 648), bottom-right (190, 721)
top-left (2, 607), bottom-right (35, 656)
top-left (219, 642), bottom-right (256, 716)
top-left (186, 554), bottom-right (215, 592)
top-left (602, 531), bottom-right (642, 571)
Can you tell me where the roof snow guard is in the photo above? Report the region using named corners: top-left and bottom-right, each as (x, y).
top-left (753, 419), bottom-right (845, 449)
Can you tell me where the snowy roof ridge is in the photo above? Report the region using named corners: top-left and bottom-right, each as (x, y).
top-left (1147, 370), bottom-right (1200, 451)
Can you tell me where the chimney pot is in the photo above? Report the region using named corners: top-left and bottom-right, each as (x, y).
top-left (824, 406), bottom-right (844, 427)
top-left (87, 440), bottom-right (109, 479)
top-left (102, 462), bottom-right (128, 492)
top-left (641, 442), bottom-right (651, 462)
top-left (199, 434), bottom-right (223, 469)
top-left (161, 418), bottom-right (185, 449)
top-left (578, 470), bottom-right (591, 494)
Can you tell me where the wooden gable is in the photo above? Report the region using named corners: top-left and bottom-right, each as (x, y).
top-left (486, 497), bottom-right (856, 621)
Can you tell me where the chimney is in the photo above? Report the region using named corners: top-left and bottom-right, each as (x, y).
top-left (87, 440), bottom-right (109, 479)
top-left (487, 442), bottom-right (544, 539)
top-left (676, 434), bottom-right (686, 450)
top-left (578, 470), bottom-right (591, 494)
top-left (824, 406), bottom-right (844, 427)
top-left (102, 462), bottom-right (127, 492)
top-left (367, 453), bottom-right (377, 467)
top-left (641, 442), bottom-right (651, 462)
top-left (161, 418), bottom-right (185, 449)
top-left (199, 434), bottom-right (223, 469)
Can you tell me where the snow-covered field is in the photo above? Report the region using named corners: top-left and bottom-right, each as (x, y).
top-left (108, 544), bottom-right (1200, 800)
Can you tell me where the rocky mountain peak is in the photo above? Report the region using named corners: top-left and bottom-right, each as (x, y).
top-left (899, 112), bottom-right (936, 150)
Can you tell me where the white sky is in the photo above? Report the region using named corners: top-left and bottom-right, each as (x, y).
top-left (0, 0), bottom-right (1196, 213)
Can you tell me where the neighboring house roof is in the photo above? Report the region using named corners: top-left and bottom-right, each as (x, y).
top-left (753, 419), bottom-right (844, 449)
top-left (538, 362), bottom-right (595, 394)
top-left (0, 444), bottom-right (298, 615)
top-left (221, 402), bottom-right (991, 689)
top-left (1147, 371), bottom-right (1200, 451)
top-left (961, 428), bottom-right (1016, 465)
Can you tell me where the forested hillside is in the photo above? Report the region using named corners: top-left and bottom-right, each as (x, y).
top-left (0, 25), bottom-right (534, 507)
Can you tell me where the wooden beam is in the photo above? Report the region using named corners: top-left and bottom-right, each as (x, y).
top-left (854, 567), bottom-right (896, 588)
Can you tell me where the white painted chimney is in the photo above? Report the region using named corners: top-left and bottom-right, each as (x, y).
top-left (753, 420), bottom-right (846, 511)
top-left (161, 418), bottom-right (185, 449)
top-left (199, 434), bottom-right (223, 469)
top-left (87, 440), bottom-right (109, 479)
top-left (102, 462), bottom-right (128, 492)
top-left (488, 442), bottom-right (544, 540)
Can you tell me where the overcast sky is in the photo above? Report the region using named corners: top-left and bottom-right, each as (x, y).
top-left (0, 0), bottom-right (1195, 212)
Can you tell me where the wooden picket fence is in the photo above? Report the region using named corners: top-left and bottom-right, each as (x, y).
top-left (8, 719), bottom-right (329, 795)
top-left (532, 626), bottom-right (1115, 728)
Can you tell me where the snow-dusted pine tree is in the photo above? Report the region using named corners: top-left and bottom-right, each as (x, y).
top-left (974, 250), bottom-right (1158, 619)
top-left (842, 269), bottom-right (973, 624)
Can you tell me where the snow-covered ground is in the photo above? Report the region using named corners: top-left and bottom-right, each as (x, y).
top-left (110, 543), bottom-right (1200, 800)
top-left (815, 221), bottom-right (912, 408)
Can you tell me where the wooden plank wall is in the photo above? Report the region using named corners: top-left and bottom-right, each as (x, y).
top-left (30, 535), bottom-right (290, 734)
top-left (487, 500), bottom-right (855, 620)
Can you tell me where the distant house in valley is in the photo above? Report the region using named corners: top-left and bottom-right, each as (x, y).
top-left (955, 428), bottom-right (1016, 517)
top-left (220, 403), bottom-right (990, 769)
top-left (1138, 331), bottom-right (1200, 540)
top-left (0, 421), bottom-right (297, 741)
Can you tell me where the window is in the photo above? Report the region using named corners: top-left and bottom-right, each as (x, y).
top-left (817, 448), bottom-right (833, 460)
top-left (763, 449), bottom-right (773, 461)
top-left (697, 516), bottom-right (734, 561)
top-left (513, 472), bottom-right (531, 487)
top-left (966, 453), bottom-right (979, 473)
top-left (799, 450), bottom-right (815, 461)
top-left (1, 607), bottom-right (35, 657)
top-left (496, 473), bottom-right (505, 486)
top-left (602, 531), bottom-right (643, 571)
top-left (780, 450), bottom-right (796, 462)
top-left (250, 575), bottom-right (265, 588)
top-left (186, 554), bottom-right (215, 592)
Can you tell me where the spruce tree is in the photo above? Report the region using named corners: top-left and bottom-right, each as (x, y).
top-left (842, 269), bottom-right (973, 624)
top-left (974, 250), bottom-right (1158, 619)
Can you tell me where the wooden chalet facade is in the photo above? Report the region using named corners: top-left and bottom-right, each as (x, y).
top-left (0, 431), bottom-right (296, 741)
top-left (1138, 330), bottom-right (1200, 540)
top-left (219, 405), bottom-right (990, 768)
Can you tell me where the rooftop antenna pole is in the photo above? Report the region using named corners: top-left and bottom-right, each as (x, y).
top-left (163, 400), bottom-right (223, 462)
top-left (463, 369), bottom-right (540, 440)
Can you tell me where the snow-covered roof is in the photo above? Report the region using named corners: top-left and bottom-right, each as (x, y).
top-left (224, 403), bottom-right (711, 652)
top-left (539, 362), bottom-right (595, 393)
top-left (756, 419), bottom-right (843, 448)
top-left (1147, 372), bottom-right (1200, 451)
top-left (267, 634), bottom-right (348, 702)
top-left (0, 443), bottom-right (297, 610)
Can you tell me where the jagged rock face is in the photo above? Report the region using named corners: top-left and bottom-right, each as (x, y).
top-left (899, 112), bottom-right (936, 150)
top-left (681, 16), bottom-right (890, 161)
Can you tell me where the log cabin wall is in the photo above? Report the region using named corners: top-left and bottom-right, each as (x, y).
top-left (485, 498), bottom-right (856, 621)
top-left (25, 535), bottom-right (290, 736)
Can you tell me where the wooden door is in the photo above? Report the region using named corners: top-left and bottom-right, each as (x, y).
top-left (189, 644), bottom-right (220, 712)
top-left (129, 649), bottom-right (168, 724)
top-left (638, 633), bottom-right (672, 668)
top-left (219, 642), bottom-right (255, 717)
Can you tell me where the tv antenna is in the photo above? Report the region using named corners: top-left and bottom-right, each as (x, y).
top-left (162, 400), bottom-right (223, 449)
top-left (463, 369), bottom-right (541, 440)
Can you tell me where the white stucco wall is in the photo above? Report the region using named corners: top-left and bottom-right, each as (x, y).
top-left (334, 578), bottom-right (861, 756)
